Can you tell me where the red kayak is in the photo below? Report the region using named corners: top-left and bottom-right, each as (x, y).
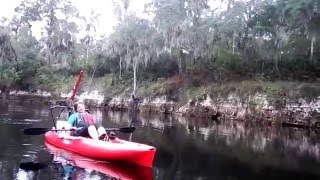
top-left (46, 143), bottom-right (153, 180)
top-left (45, 131), bottom-right (156, 167)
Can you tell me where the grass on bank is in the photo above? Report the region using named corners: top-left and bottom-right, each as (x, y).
top-left (1, 69), bottom-right (319, 107)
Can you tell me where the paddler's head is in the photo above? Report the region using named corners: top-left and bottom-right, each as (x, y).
top-left (74, 102), bottom-right (85, 113)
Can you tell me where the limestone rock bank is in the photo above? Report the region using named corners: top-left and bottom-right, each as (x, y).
top-left (2, 90), bottom-right (320, 128)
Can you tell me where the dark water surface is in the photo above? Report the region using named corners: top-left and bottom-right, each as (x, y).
top-left (1, 101), bottom-right (320, 180)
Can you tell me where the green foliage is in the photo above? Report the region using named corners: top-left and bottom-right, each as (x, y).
top-left (216, 50), bottom-right (243, 72)
top-left (15, 60), bottom-right (40, 90)
top-left (36, 66), bottom-right (52, 86)
top-left (0, 0), bottom-right (319, 99)
top-left (139, 81), bottom-right (168, 97)
top-left (138, 54), bottom-right (179, 81)
top-left (100, 73), bottom-right (132, 97)
top-left (0, 65), bottom-right (20, 83)
top-left (15, 0), bottom-right (80, 69)
top-left (298, 84), bottom-right (320, 102)
top-left (137, 76), bottom-right (183, 101)
top-left (33, 67), bottom-right (77, 93)
top-left (102, 74), bottom-right (117, 88)
top-left (93, 56), bottom-right (119, 76)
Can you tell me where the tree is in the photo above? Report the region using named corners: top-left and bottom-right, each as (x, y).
top-left (15, 0), bottom-right (80, 69)
top-left (108, 15), bottom-right (157, 96)
top-left (148, 0), bottom-right (188, 75)
top-left (81, 11), bottom-right (100, 62)
top-left (110, 0), bottom-right (131, 79)
top-left (283, 0), bottom-right (320, 62)
top-left (0, 17), bottom-right (42, 86)
top-left (0, 19), bottom-right (19, 72)
top-left (249, 0), bottom-right (288, 76)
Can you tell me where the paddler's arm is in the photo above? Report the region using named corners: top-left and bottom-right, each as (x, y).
top-left (67, 113), bottom-right (78, 127)
top-left (67, 114), bottom-right (79, 131)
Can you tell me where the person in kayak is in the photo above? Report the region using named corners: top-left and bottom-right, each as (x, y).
top-left (67, 102), bottom-right (107, 140)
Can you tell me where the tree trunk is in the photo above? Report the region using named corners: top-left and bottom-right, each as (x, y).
top-left (278, 40), bottom-right (282, 61)
top-left (242, 26), bottom-right (249, 61)
top-left (232, 32), bottom-right (235, 55)
top-left (86, 35), bottom-right (91, 64)
top-left (46, 9), bottom-right (55, 69)
top-left (133, 60), bottom-right (137, 96)
top-left (119, 56), bottom-right (122, 79)
top-left (9, 41), bottom-right (19, 72)
top-left (86, 46), bottom-right (89, 61)
top-left (178, 49), bottom-right (185, 75)
top-left (310, 35), bottom-right (315, 62)
top-left (46, 39), bottom-right (52, 68)
top-left (274, 40), bottom-right (280, 77)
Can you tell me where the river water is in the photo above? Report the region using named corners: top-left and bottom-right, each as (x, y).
top-left (1, 100), bottom-right (320, 180)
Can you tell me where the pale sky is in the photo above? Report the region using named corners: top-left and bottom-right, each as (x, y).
top-left (0, 0), bottom-right (150, 38)
top-left (0, 0), bottom-right (224, 39)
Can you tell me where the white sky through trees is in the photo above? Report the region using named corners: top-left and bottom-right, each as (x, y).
top-left (0, 0), bottom-right (224, 39)
top-left (0, 0), bottom-right (151, 38)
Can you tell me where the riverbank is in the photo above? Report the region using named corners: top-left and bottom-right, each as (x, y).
top-left (1, 79), bottom-right (320, 129)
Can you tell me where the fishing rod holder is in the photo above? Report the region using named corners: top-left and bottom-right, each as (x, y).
top-left (49, 105), bottom-right (73, 128)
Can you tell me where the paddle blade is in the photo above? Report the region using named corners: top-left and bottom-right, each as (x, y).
top-left (20, 162), bottom-right (49, 171)
top-left (23, 128), bottom-right (51, 135)
top-left (105, 127), bottom-right (136, 133)
top-left (23, 128), bottom-right (75, 135)
top-left (119, 127), bottom-right (136, 133)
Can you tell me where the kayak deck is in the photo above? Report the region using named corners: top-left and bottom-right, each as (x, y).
top-left (45, 131), bottom-right (156, 167)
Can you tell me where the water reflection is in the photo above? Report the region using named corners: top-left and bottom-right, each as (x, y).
top-left (102, 109), bottom-right (320, 167)
top-left (15, 169), bottom-right (35, 180)
top-left (103, 111), bottom-right (320, 179)
top-left (1, 101), bottom-right (320, 179)
top-left (46, 143), bottom-right (153, 180)
top-left (153, 113), bottom-right (320, 162)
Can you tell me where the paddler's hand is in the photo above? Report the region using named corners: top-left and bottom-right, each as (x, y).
top-left (70, 127), bottom-right (78, 131)
top-left (66, 96), bottom-right (75, 105)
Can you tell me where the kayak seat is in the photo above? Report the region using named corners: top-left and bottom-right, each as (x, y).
top-left (56, 120), bottom-right (72, 130)
top-left (99, 133), bottom-right (107, 141)
top-left (99, 132), bottom-right (119, 142)
top-left (109, 132), bottom-right (116, 139)
top-left (56, 121), bottom-right (72, 138)
top-left (108, 138), bottom-right (122, 143)
top-left (106, 132), bottom-right (122, 143)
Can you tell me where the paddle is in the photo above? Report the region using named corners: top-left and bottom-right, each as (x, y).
top-left (70, 70), bottom-right (83, 101)
top-left (105, 127), bottom-right (136, 133)
top-left (23, 127), bottom-right (136, 135)
top-left (20, 162), bottom-right (49, 171)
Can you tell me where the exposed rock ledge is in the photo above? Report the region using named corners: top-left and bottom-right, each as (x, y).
top-left (65, 90), bottom-right (320, 129)
top-left (0, 90), bottom-right (53, 104)
top-left (2, 90), bottom-right (320, 128)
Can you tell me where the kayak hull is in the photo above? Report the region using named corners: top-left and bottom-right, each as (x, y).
top-left (46, 143), bottom-right (153, 180)
top-left (44, 131), bottom-right (156, 167)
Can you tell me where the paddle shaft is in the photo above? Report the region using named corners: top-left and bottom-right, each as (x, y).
top-left (50, 71), bottom-right (83, 128)
top-left (23, 127), bottom-right (135, 135)
top-left (70, 71), bottom-right (83, 100)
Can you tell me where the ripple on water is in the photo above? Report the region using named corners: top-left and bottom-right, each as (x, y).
top-left (15, 168), bottom-right (35, 179)
top-left (0, 118), bottom-right (42, 125)
top-left (21, 144), bottom-right (33, 146)
top-left (22, 154), bottom-right (33, 157)
top-left (24, 119), bottom-right (42, 122)
top-left (20, 147), bottom-right (50, 163)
